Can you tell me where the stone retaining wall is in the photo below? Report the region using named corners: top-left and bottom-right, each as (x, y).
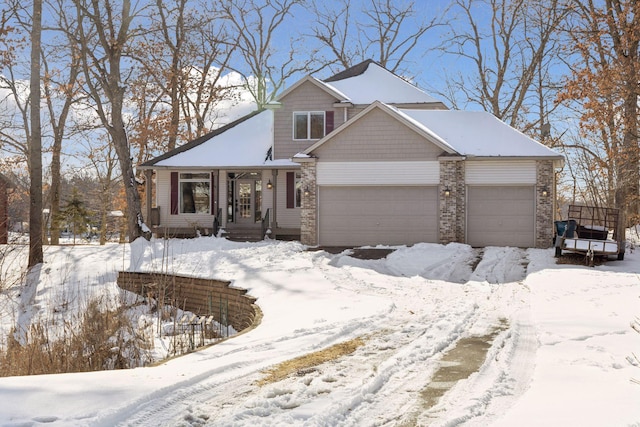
top-left (117, 272), bottom-right (261, 332)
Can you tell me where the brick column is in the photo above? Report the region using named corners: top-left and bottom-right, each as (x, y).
top-left (536, 160), bottom-right (554, 248)
top-left (299, 159), bottom-right (317, 246)
top-left (439, 158), bottom-right (465, 244)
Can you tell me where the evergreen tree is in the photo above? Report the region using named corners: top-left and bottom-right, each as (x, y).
top-left (59, 188), bottom-right (90, 244)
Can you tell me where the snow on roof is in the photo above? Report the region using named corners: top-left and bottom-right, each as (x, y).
top-left (397, 109), bottom-right (562, 158)
top-left (151, 110), bottom-right (288, 168)
top-left (322, 61), bottom-right (441, 105)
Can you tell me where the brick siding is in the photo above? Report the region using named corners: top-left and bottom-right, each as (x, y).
top-left (439, 158), bottom-right (465, 244)
top-left (300, 160), bottom-right (318, 246)
top-left (536, 160), bottom-right (555, 248)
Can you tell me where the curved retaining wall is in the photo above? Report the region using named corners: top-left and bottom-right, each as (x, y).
top-left (117, 271), bottom-right (262, 332)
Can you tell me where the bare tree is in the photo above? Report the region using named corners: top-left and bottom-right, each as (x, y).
top-left (72, 133), bottom-right (119, 245)
top-left (129, 0), bottom-right (236, 168)
top-left (311, 0), bottom-right (445, 78)
top-left (72, 0), bottom-right (148, 241)
top-left (42, 0), bottom-right (84, 245)
top-left (441, 0), bottom-right (569, 133)
top-left (217, 0), bottom-right (319, 107)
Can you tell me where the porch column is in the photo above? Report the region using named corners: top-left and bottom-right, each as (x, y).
top-left (219, 171), bottom-right (228, 226)
top-left (144, 169), bottom-right (153, 224)
top-left (271, 169), bottom-right (278, 236)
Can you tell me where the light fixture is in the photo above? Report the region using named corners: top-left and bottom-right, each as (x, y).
top-left (304, 187), bottom-right (310, 196)
top-left (444, 187), bottom-right (451, 197)
top-left (541, 186), bottom-right (549, 197)
top-left (266, 179), bottom-right (273, 190)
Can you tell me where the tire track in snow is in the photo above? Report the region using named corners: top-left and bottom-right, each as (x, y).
top-left (418, 306), bottom-right (537, 426)
top-left (294, 253), bottom-right (487, 426)
top-left (469, 247), bottom-right (529, 284)
top-left (101, 247), bottom-right (533, 426)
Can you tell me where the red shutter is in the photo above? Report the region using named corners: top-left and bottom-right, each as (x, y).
top-left (325, 110), bottom-right (334, 134)
top-left (170, 172), bottom-right (179, 215)
top-left (286, 172), bottom-right (295, 209)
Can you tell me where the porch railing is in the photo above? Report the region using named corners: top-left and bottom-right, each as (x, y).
top-left (261, 208), bottom-right (271, 240)
top-left (213, 207), bottom-right (222, 236)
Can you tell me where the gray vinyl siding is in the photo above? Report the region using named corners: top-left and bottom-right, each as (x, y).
top-left (274, 81), bottom-right (343, 159)
top-left (466, 186), bottom-right (535, 247)
top-left (318, 186), bottom-right (438, 246)
top-left (275, 171), bottom-right (301, 228)
top-left (313, 108), bottom-right (445, 162)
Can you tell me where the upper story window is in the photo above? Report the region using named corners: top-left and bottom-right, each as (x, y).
top-left (293, 111), bottom-right (325, 140)
top-left (180, 172), bottom-right (210, 214)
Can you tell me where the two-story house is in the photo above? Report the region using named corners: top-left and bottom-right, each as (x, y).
top-left (139, 60), bottom-right (563, 248)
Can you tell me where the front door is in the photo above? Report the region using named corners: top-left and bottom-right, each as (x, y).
top-left (235, 179), bottom-right (255, 225)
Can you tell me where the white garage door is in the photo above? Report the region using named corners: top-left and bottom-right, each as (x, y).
top-left (467, 186), bottom-right (535, 247)
top-left (318, 186), bottom-right (438, 246)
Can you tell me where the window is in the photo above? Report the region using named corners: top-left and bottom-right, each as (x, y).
top-left (293, 112), bottom-right (325, 140)
top-left (180, 173), bottom-right (210, 214)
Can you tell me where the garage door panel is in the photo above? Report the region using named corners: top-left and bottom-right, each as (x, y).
top-left (468, 216), bottom-right (532, 233)
top-left (467, 186), bottom-right (534, 247)
top-left (319, 186), bottom-right (438, 246)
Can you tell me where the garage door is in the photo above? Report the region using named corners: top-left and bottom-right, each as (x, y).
top-left (467, 186), bottom-right (534, 247)
top-left (318, 186), bottom-right (438, 246)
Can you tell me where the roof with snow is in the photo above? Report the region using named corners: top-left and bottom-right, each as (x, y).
top-left (140, 110), bottom-right (296, 169)
top-left (276, 60), bottom-right (445, 107)
top-left (321, 60), bottom-right (443, 106)
top-left (397, 108), bottom-right (562, 158)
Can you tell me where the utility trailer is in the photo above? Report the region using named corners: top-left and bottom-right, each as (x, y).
top-left (554, 204), bottom-right (625, 266)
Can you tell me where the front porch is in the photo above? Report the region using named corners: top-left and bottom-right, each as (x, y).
top-left (144, 167), bottom-right (301, 241)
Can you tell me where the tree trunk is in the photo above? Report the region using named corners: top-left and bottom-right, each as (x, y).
top-left (111, 95), bottom-right (145, 242)
top-left (49, 135), bottom-right (62, 245)
top-left (28, 0), bottom-right (43, 267)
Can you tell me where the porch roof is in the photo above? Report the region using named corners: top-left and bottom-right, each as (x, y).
top-left (140, 110), bottom-right (297, 169)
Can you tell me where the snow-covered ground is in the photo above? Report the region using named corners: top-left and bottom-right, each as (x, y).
top-left (0, 233), bottom-right (638, 426)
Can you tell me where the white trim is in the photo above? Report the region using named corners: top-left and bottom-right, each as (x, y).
top-left (465, 160), bottom-right (536, 185)
top-left (178, 172), bottom-right (211, 215)
top-left (317, 161), bottom-right (440, 185)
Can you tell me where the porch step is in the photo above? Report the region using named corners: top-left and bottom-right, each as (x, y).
top-left (223, 227), bottom-right (265, 242)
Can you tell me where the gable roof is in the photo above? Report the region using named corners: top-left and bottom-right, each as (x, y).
top-left (302, 101), bottom-right (457, 155)
top-left (321, 60), bottom-right (443, 105)
top-left (301, 101), bottom-right (563, 160)
top-left (277, 60), bottom-right (444, 107)
top-left (140, 110), bottom-right (296, 169)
